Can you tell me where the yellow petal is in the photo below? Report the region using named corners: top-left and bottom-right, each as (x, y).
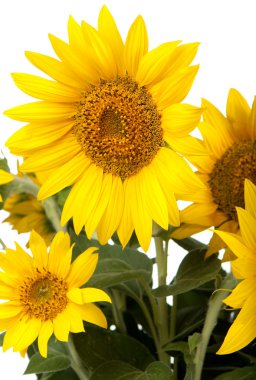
top-left (67, 287), bottom-right (111, 304)
top-left (6, 120), bottom-right (74, 154)
top-left (64, 303), bottom-right (84, 333)
top-left (78, 303), bottom-right (107, 328)
top-left (126, 175), bottom-right (152, 252)
top-left (164, 42), bottom-right (200, 77)
top-left (4, 317), bottom-right (41, 353)
top-left (170, 224), bottom-right (206, 239)
top-left (49, 34), bottom-right (97, 84)
top-left (48, 232), bottom-right (73, 278)
top-left (244, 179), bottom-right (256, 219)
top-left (4, 101), bottom-right (75, 122)
top-left (97, 175), bottom-right (124, 245)
top-left (227, 88), bottom-right (251, 140)
top-left (202, 98), bottom-right (233, 142)
top-left (12, 73), bottom-right (81, 103)
top-left (217, 296), bottom-right (256, 354)
top-left (53, 310), bottom-right (70, 341)
top-left (223, 278), bottom-right (256, 309)
top-left (29, 230), bottom-right (48, 270)
top-left (249, 96), bottom-right (256, 139)
top-left (236, 207), bottom-right (256, 251)
top-left (213, 230), bottom-right (253, 259)
top-left (25, 51), bottom-right (84, 88)
top-left (98, 6), bottom-right (125, 75)
top-left (82, 21), bottom-right (116, 80)
top-left (67, 248), bottom-right (98, 288)
top-left (150, 66), bottom-right (199, 109)
top-left (38, 320), bottom-right (53, 358)
top-left (139, 165), bottom-right (169, 230)
top-left (198, 121), bottom-right (233, 159)
top-left (0, 302), bottom-right (23, 319)
top-left (0, 170), bottom-right (14, 185)
top-left (124, 16), bottom-right (148, 78)
top-left (20, 136), bottom-right (81, 172)
top-left (135, 41), bottom-right (181, 86)
top-left (84, 173), bottom-right (113, 240)
top-left (161, 104), bottom-right (201, 137)
top-left (117, 181), bottom-right (134, 248)
top-left (38, 152), bottom-right (89, 199)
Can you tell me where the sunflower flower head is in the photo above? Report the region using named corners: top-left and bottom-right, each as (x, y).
top-left (2, 172), bottom-right (55, 246)
top-left (172, 89), bottom-right (256, 255)
top-left (4, 6), bottom-right (203, 251)
top-left (0, 230), bottom-right (111, 357)
top-left (213, 179), bottom-right (256, 354)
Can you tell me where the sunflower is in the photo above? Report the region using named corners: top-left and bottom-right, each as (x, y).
top-left (0, 170), bottom-right (13, 184)
top-left (171, 89), bottom-right (256, 255)
top-left (4, 6), bottom-right (204, 251)
top-left (0, 230), bottom-right (110, 357)
top-left (3, 192), bottom-right (55, 246)
top-left (212, 179), bottom-right (256, 354)
top-left (0, 170), bottom-right (14, 203)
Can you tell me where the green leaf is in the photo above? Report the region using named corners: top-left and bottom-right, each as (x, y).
top-left (188, 333), bottom-right (201, 353)
top-left (41, 367), bottom-right (79, 380)
top-left (163, 342), bottom-right (194, 380)
top-left (139, 361), bottom-right (173, 379)
top-left (90, 360), bottom-right (173, 380)
top-left (87, 258), bottom-right (151, 289)
top-left (24, 352), bottom-right (71, 375)
top-left (172, 237), bottom-right (207, 251)
top-left (153, 249), bottom-right (221, 296)
top-left (214, 366), bottom-right (256, 380)
top-left (71, 230), bottom-right (152, 295)
top-left (72, 324), bottom-right (155, 371)
top-left (90, 360), bottom-right (141, 380)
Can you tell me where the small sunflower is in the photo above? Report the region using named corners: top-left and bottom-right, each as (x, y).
top-left (5, 6), bottom-right (203, 251)
top-left (3, 193), bottom-right (55, 246)
top-left (172, 89), bottom-right (256, 255)
top-left (0, 230), bottom-right (110, 357)
top-left (0, 169), bottom-right (14, 203)
top-left (213, 179), bottom-right (256, 354)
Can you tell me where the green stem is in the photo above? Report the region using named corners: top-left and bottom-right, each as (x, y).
top-left (111, 290), bottom-right (127, 334)
top-left (154, 228), bottom-right (169, 365)
top-left (68, 335), bottom-right (90, 380)
top-left (12, 176), bottom-right (65, 232)
top-left (194, 275), bottom-right (236, 380)
top-left (121, 284), bottom-right (161, 358)
top-left (140, 277), bottom-right (159, 326)
top-left (170, 294), bottom-right (178, 380)
top-left (0, 238), bottom-right (6, 249)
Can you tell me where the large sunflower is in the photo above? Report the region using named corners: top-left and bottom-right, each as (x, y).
top-left (0, 230), bottom-right (110, 357)
top-left (213, 179), bottom-right (256, 354)
top-left (172, 89), bottom-right (256, 255)
top-left (4, 6), bottom-right (203, 251)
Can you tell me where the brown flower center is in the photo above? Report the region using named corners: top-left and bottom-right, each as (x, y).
top-left (209, 140), bottom-right (256, 220)
top-left (19, 269), bottom-right (68, 321)
top-left (73, 75), bottom-right (163, 180)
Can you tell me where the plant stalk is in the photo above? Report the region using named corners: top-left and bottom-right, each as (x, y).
top-left (68, 335), bottom-right (90, 380)
top-left (154, 228), bottom-right (170, 365)
top-left (193, 275), bottom-right (236, 380)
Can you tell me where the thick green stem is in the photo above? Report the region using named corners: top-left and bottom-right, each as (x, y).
top-left (170, 294), bottom-right (178, 380)
top-left (68, 336), bottom-right (90, 380)
top-left (194, 275), bottom-right (236, 380)
top-left (154, 229), bottom-right (170, 365)
top-left (111, 290), bottom-right (127, 334)
top-left (12, 176), bottom-right (65, 232)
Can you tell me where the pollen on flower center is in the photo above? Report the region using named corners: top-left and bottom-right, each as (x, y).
top-left (19, 269), bottom-right (68, 321)
top-left (73, 75), bottom-right (163, 179)
top-left (209, 140), bottom-right (256, 220)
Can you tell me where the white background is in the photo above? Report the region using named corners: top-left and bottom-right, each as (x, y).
top-left (0, 0), bottom-right (256, 378)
